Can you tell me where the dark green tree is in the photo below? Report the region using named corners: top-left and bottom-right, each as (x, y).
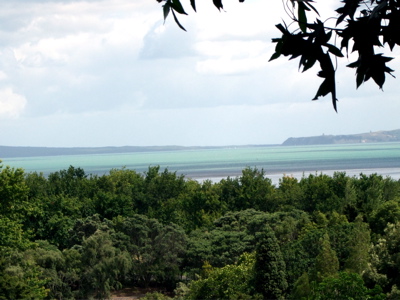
top-left (80, 230), bottom-right (131, 299)
top-left (254, 226), bottom-right (288, 299)
top-left (112, 214), bottom-right (187, 289)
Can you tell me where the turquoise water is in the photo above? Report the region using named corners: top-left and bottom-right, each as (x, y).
top-left (2, 143), bottom-right (400, 182)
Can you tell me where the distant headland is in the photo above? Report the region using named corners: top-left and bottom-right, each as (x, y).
top-left (282, 129), bottom-right (400, 146)
top-left (1, 129), bottom-right (399, 158)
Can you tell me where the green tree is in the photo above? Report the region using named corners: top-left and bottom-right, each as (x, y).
top-left (187, 252), bottom-right (260, 300)
top-left (238, 167), bottom-right (276, 212)
top-left (366, 222), bottom-right (400, 291)
top-left (290, 272), bottom-right (312, 300)
top-left (47, 166), bottom-right (91, 199)
top-left (0, 165), bottom-right (29, 220)
top-left (141, 166), bottom-right (187, 222)
top-left (354, 173), bottom-right (385, 219)
top-left (311, 272), bottom-right (384, 300)
top-left (93, 168), bottom-right (143, 219)
top-left (0, 250), bottom-right (48, 300)
top-left (80, 230), bottom-right (131, 299)
top-left (344, 216), bottom-right (371, 274)
top-left (312, 233), bottom-right (339, 283)
top-left (179, 179), bottom-right (224, 231)
top-left (112, 214), bottom-right (187, 289)
top-left (276, 175), bottom-right (303, 210)
top-left (371, 200), bottom-right (400, 235)
top-left (254, 226), bottom-right (288, 299)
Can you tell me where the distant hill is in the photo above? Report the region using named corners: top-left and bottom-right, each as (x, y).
top-left (0, 145), bottom-right (209, 158)
top-left (1, 129), bottom-right (399, 158)
top-left (282, 129), bottom-right (400, 146)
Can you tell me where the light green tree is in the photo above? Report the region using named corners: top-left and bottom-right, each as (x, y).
top-left (313, 233), bottom-right (339, 283)
top-left (345, 216), bottom-right (371, 275)
top-left (187, 252), bottom-right (260, 300)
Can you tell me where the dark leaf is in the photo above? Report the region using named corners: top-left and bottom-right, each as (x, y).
top-left (313, 52), bottom-right (338, 111)
top-left (298, 3), bottom-right (308, 33)
top-left (171, 9), bottom-right (186, 31)
top-left (302, 57), bottom-right (317, 72)
top-left (190, 0), bottom-right (196, 12)
top-left (347, 54), bottom-right (394, 89)
top-left (336, 0), bottom-right (362, 25)
top-left (213, 0), bottom-right (223, 11)
top-left (171, 0), bottom-right (187, 15)
top-left (326, 44), bottom-right (344, 57)
top-left (269, 52), bottom-right (281, 62)
top-left (163, 2), bottom-right (171, 22)
top-left (275, 23), bottom-right (288, 35)
top-left (356, 71), bottom-right (364, 88)
top-left (304, 1), bottom-right (320, 16)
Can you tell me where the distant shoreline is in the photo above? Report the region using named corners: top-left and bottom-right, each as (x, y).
top-left (1, 129), bottom-right (399, 158)
top-left (0, 144), bottom-right (279, 158)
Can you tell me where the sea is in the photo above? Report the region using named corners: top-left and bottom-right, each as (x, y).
top-left (2, 142), bottom-right (400, 185)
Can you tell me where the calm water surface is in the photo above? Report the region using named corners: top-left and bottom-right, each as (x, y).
top-left (2, 143), bottom-right (400, 184)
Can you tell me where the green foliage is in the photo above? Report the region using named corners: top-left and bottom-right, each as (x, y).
top-left (353, 173), bottom-right (386, 219)
top-left (291, 272), bottom-right (311, 300)
top-left (142, 291), bottom-right (173, 300)
top-left (371, 200), bottom-right (400, 235)
top-left (179, 179), bottom-right (224, 231)
top-left (0, 165), bottom-right (29, 220)
top-left (237, 167), bottom-right (276, 211)
top-left (112, 214), bottom-right (187, 289)
top-left (3, 162), bottom-right (400, 298)
top-left (313, 233), bottom-right (339, 282)
top-left (0, 217), bottom-right (34, 251)
top-left (344, 216), bottom-right (371, 274)
top-left (80, 230), bottom-right (132, 299)
top-left (211, 167), bottom-right (278, 213)
top-left (0, 250), bottom-right (48, 299)
top-left (367, 222), bottom-right (400, 290)
top-left (183, 209), bottom-right (271, 274)
top-left (299, 173), bottom-right (338, 213)
top-left (187, 252), bottom-right (260, 300)
top-left (254, 227), bottom-right (288, 299)
top-left (311, 272), bottom-right (384, 300)
top-left (277, 175), bottom-right (303, 210)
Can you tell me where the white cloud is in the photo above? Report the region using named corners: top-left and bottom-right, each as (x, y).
top-left (0, 88), bottom-right (27, 118)
top-left (195, 40), bottom-right (271, 75)
top-left (0, 0), bottom-right (398, 148)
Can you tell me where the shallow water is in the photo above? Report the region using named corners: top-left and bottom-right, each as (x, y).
top-left (2, 142), bottom-right (400, 184)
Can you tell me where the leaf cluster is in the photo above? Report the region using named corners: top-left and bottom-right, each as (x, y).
top-left (156, 0), bottom-right (245, 31)
top-left (158, 0), bottom-right (400, 111)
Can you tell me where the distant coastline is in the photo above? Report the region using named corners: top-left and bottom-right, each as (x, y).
top-left (0, 144), bottom-right (279, 158)
top-left (1, 129), bottom-right (399, 158)
top-left (282, 129), bottom-right (400, 146)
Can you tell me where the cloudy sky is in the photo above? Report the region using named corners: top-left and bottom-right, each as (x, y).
top-left (0, 0), bottom-right (399, 147)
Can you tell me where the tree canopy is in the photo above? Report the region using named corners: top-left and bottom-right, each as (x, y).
top-left (157, 0), bottom-right (399, 111)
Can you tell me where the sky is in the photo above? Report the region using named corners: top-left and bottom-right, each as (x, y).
top-left (0, 0), bottom-right (399, 147)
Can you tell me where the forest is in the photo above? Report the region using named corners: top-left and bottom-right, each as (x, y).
top-left (1, 162), bottom-right (400, 299)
